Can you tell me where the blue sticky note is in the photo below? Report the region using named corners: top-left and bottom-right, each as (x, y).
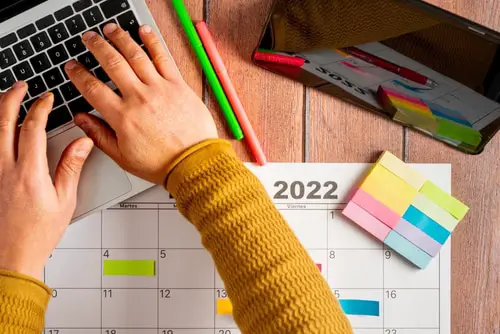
top-left (426, 101), bottom-right (472, 127)
top-left (403, 205), bottom-right (450, 244)
top-left (339, 299), bottom-right (380, 316)
top-left (384, 231), bottom-right (432, 269)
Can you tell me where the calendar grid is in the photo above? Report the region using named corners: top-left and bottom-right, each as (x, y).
top-left (100, 210), bottom-right (103, 333)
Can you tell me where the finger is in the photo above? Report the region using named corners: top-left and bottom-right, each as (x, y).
top-left (139, 25), bottom-right (181, 82)
top-left (81, 31), bottom-right (143, 93)
top-left (17, 92), bottom-right (53, 167)
top-left (55, 137), bottom-right (93, 203)
top-left (0, 81), bottom-right (27, 159)
top-left (73, 113), bottom-right (121, 162)
top-left (65, 60), bottom-right (123, 126)
top-left (103, 24), bottom-right (160, 84)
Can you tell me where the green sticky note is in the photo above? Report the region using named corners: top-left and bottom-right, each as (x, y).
top-left (436, 117), bottom-right (482, 147)
top-left (419, 181), bottom-right (469, 220)
top-left (104, 260), bottom-right (156, 276)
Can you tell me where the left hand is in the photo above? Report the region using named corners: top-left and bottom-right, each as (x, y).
top-left (0, 83), bottom-right (93, 280)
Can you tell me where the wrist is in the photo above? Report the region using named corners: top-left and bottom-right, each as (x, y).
top-left (0, 251), bottom-right (44, 280)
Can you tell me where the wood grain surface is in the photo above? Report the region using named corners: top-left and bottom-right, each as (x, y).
top-left (148, 0), bottom-right (499, 332)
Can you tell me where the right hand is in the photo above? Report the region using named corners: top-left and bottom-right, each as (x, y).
top-left (67, 23), bottom-right (218, 184)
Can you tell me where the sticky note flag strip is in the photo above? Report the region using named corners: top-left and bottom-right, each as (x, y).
top-left (217, 299), bottom-right (233, 315)
top-left (104, 260), bottom-right (156, 276)
top-left (342, 151), bottom-right (469, 269)
top-left (339, 299), bottom-right (380, 316)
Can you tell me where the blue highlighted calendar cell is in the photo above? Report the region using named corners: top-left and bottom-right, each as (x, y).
top-left (339, 299), bottom-right (380, 316)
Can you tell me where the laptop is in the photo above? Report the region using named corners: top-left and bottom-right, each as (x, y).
top-left (0, 0), bottom-right (171, 221)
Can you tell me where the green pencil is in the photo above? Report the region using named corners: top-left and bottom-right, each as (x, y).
top-left (171, 0), bottom-right (244, 140)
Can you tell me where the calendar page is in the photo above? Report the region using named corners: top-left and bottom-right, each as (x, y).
top-left (44, 163), bottom-right (451, 334)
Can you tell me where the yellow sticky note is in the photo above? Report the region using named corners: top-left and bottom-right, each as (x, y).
top-left (360, 164), bottom-right (417, 215)
top-left (412, 193), bottom-right (459, 231)
top-left (419, 181), bottom-right (469, 220)
top-left (377, 151), bottom-right (427, 190)
top-left (217, 299), bottom-right (233, 315)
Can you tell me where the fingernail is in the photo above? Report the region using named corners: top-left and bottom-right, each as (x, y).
top-left (76, 139), bottom-right (93, 158)
top-left (103, 23), bottom-right (118, 35)
top-left (12, 81), bottom-right (25, 89)
top-left (82, 31), bottom-right (98, 41)
top-left (40, 92), bottom-right (52, 99)
top-left (66, 60), bottom-right (78, 70)
top-left (141, 25), bottom-right (152, 34)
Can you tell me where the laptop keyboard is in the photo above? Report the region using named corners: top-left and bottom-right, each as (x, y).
top-left (0, 0), bottom-right (142, 132)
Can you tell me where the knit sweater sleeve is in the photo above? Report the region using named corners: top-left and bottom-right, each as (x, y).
top-left (166, 139), bottom-right (352, 334)
top-left (0, 269), bottom-right (51, 333)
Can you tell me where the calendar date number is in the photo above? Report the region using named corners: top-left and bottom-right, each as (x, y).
top-left (273, 181), bottom-right (338, 200)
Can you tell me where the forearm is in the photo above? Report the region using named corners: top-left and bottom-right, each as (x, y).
top-left (167, 139), bottom-right (352, 334)
top-left (0, 270), bottom-right (51, 333)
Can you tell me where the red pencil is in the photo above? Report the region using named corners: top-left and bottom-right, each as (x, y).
top-left (253, 51), bottom-right (305, 67)
top-left (195, 22), bottom-right (267, 165)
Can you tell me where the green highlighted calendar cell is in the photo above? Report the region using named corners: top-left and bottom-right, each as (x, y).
top-left (103, 260), bottom-right (156, 276)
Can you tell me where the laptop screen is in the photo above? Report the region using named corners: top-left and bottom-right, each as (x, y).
top-left (0, 0), bottom-right (47, 23)
top-left (255, 0), bottom-right (500, 154)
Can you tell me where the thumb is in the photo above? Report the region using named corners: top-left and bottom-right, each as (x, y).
top-left (55, 137), bottom-right (94, 202)
top-left (74, 113), bottom-right (120, 160)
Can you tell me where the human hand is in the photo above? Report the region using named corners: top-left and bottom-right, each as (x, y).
top-left (0, 84), bottom-right (93, 279)
top-left (68, 24), bottom-right (218, 185)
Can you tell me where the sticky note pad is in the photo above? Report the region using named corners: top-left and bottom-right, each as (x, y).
top-left (377, 151), bottom-right (427, 189)
top-left (342, 201), bottom-right (391, 241)
top-left (103, 260), bottom-right (156, 276)
top-left (412, 193), bottom-right (459, 232)
top-left (384, 231), bottom-right (432, 269)
top-left (217, 299), bottom-right (233, 315)
top-left (394, 218), bottom-right (441, 257)
top-left (339, 299), bottom-right (380, 316)
top-left (342, 151), bottom-right (469, 269)
top-left (403, 206), bottom-right (450, 244)
top-left (351, 188), bottom-right (400, 229)
top-left (360, 164), bottom-right (417, 215)
top-left (419, 181), bottom-right (469, 220)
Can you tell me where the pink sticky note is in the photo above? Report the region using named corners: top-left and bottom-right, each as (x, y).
top-left (342, 202), bottom-right (391, 241)
top-left (380, 86), bottom-right (427, 107)
top-left (316, 263), bottom-right (322, 272)
top-left (351, 188), bottom-right (401, 229)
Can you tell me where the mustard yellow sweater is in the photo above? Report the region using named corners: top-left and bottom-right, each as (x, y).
top-left (0, 140), bottom-right (352, 333)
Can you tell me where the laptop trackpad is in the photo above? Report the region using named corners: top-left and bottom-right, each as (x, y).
top-left (47, 127), bottom-right (132, 218)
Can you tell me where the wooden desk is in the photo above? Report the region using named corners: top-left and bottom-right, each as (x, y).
top-left (148, 0), bottom-right (500, 332)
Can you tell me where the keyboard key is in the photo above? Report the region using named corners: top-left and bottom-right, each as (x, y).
top-left (35, 15), bottom-right (56, 30)
top-left (100, 0), bottom-right (130, 18)
top-left (65, 36), bottom-right (86, 56)
top-left (55, 6), bottom-right (74, 21)
top-left (52, 89), bottom-right (64, 107)
top-left (0, 49), bottom-right (16, 69)
top-left (60, 81), bottom-right (81, 101)
top-left (13, 61), bottom-right (34, 81)
top-left (117, 11), bottom-right (140, 44)
top-left (47, 105), bottom-right (73, 131)
top-left (30, 31), bottom-right (52, 52)
top-left (78, 51), bottom-right (98, 69)
top-left (0, 33), bottom-right (18, 48)
top-left (61, 63), bottom-right (70, 80)
top-left (65, 15), bottom-right (87, 35)
top-left (29, 53), bottom-right (51, 73)
top-left (43, 68), bottom-right (65, 88)
top-left (17, 24), bottom-right (36, 39)
top-left (48, 23), bottom-right (70, 44)
top-left (94, 66), bottom-right (110, 82)
top-left (0, 69), bottom-right (15, 90)
top-left (73, 0), bottom-right (93, 12)
top-left (99, 18), bottom-right (117, 35)
top-left (23, 92), bottom-right (29, 102)
top-left (47, 44), bottom-right (69, 65)
top-left (69, 96), bottom-right (93, 115)
top-left (27, 76), bottom-right (48, 97)
top-left (25, 98), bottom-right (37, 111)
top-left (83, 6), bottom-right (105, 27)
top-left (13, 40), bottom-right (34, 61)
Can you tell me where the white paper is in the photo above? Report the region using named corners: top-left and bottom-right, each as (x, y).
top-left (44, 163), bottom-right (451, 334)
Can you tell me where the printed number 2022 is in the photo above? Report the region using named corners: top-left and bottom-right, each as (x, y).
top-left (273, 181), bottom-right (338, 200)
